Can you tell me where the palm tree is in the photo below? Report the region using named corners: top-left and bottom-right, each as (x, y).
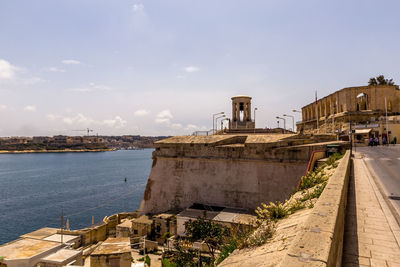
top-left (368, 75), bottom-right (395, 86)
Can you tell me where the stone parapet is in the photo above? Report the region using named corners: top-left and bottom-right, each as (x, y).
top-left (278, 150), bottom-right (351, 267)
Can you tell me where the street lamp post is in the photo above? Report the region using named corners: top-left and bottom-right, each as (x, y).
top-left (215, 115), bottom-right (226, 133)
top-left (254, 108), bottom-right (258, 133)
top-left (283, 114), bottom-right (294, 133)
top-left (212, 112), bottom-right (224, 134)
top-left (276, 116), bottom-right (286, 131)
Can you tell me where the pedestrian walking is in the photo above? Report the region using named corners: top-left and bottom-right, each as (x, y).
top-left (383, 136), bottom-right (387, 146)
top-left (394, 136), bottom-right (397, 145)
top-left (374, 137), bottom-right (379, 146)
top-left (369, 137), bottom-right (373, 147)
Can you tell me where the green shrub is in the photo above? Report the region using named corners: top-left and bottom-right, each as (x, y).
top-left (255, 201), bottom-right (288, 222)
top-left (288, 200), bottom-right (306, 214)
top-left (215, 240), bottom-right (237, 265)
top-left (300, 181), bottom-right (327, 202)
top-left (162, 258), bottom-right (177, 267)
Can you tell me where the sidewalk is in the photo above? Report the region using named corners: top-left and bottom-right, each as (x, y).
top-left (342, 153), bottom-right (400, 266)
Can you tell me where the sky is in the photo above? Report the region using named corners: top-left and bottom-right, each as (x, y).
top-left (1, 0), bottom-right (400, 136)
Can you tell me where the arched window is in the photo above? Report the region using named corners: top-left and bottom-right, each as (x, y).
top-left (356, 93), bottom-right (368, 111)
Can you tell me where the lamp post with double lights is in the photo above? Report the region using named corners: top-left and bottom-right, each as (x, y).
top-left (276, 116), bottom-right (286, 131)
top-left (253, 108), bottom-right (258, 133)
top-left (283, 114), bottom-right (294, 132)
top-left (212, 112), bottom-right (224, 134)
top-left (215, 114), bottom-right (226, 133)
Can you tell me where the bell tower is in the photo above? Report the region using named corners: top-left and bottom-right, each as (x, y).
top-left (230, 95), bottom-right (255, 129)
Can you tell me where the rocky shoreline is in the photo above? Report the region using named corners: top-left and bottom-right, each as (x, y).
top-left (0, 148), bottom-right (115, 154)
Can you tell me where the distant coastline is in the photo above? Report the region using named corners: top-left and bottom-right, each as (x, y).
top-left (0, 148), bottom-right (115, 154)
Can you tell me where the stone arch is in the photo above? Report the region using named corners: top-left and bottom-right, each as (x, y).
top-left (356, 93), bottom-right (368, 111)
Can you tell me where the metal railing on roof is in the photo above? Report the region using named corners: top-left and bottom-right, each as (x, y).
top-left (192, 130), bottom-right (215, 136)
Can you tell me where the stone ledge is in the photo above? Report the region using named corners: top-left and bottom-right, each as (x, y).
top-left (278, 150), bottom-right (351, 267)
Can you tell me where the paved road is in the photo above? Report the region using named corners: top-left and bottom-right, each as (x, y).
top-left (356, 145), bottom-right (400, 218)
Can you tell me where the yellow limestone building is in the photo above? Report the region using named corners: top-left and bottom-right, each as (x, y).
top-left (297, 84), bottom-right (400, 143)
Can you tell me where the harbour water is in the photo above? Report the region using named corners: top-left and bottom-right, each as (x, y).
top-left (0, 149), bottom-right (152, 245)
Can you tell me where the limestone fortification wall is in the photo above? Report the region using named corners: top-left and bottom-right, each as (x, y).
top-left (139, 134), bottom-right (345, 214)
top-left (279, 150), bottom-right (351, 266)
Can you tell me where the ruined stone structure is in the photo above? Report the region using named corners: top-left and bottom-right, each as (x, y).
top-left (229, 95), bottom-right (255, 129)
top-left (297, 85), bottom-right (400, 135)
top-left (139, 134), bottom-right (342, 215)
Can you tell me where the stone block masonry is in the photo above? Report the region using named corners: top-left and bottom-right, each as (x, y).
top-left (139, 134), bottom-right (346, 215)
top-left (279, 150), bottom-right (351, 267)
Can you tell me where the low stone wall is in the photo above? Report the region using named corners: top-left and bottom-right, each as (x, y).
top-left (279, 150), bottom-right (351, 267)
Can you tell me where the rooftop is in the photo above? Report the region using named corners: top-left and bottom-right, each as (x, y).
top-left (40, 248), bottom-right (81, 264)
top-left (178, 205), bottom-right (255, 225)
top-left (20, 227), bottom-right (58, 240)
top-left (43, 233), bottom-right (80, 244)
top-left (231, 95), bottom-right (251, 99)
top-left (132, 215), bottom-right (152, 225)
top-left (91, 237), bottom-right (131, 255)
top-left (0, 238), bottom-right (61, 260)
top-left (155, 135), bottom-right (230, 144)
top-left (117, 219), bottom-right (133, 228)
top-left (155, 134), bottom-right (296, 146)
top-left (244, 134), bottom-right (296, 144)
top-left (153, 213), bottom-right (175, 219)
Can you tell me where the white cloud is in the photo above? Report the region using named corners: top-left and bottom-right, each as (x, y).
top-left (185, 124), bottom-right (199, 131)
top-left (69, 83), bottom-right (112, 92)
top-left (24, 105), bottom-right (37, 112)
top-left (47, 113), bottom-right (127, 129)
top-left (155, 109), bottom-right (173, 124)
top-left (46, 113), bottom-right (58, 120)
top-left (102, 116), bottom-right (127, 128)
top-left (0, 104), bottom-right (7, 110)
top-left (61, 59), bottom-right (81, 65)
top-left (24, 77), bottom-right (45, 85)
top-left (171, 123), bottom-right (182, 129)
top-left (132, 3), bottom-right (144, 12)
top-left (134, 109), bottom-right (150, 117)
top-left (184, 66), bottom-right (200, 73)
top-left (0, 59), bottom-right (19, 79)
top-left (49, 67), bottom-right (65, 73)
top-left (184, 124), bottom-right (208, 132)
top-left (62, 113), bottom-right (93, 125)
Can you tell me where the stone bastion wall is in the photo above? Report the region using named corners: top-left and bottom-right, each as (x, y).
top-left (139, 134), bottom-right (345, 215)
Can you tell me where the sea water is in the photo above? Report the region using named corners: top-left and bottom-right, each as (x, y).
top-left (0, 149), bottom-right (152, 244)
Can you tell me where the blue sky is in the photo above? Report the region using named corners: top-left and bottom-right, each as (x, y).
top-left (1, 0), bottom-right (399, 136)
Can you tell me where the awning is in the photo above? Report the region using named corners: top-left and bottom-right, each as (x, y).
top-left (355, 129), bottom-right (372, 134)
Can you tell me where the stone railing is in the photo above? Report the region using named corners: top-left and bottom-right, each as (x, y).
top-left (279, 150), bottom-right (351, 267)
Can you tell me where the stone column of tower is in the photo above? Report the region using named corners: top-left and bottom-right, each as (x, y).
top-left (230, 95), bottom-right (255, 129)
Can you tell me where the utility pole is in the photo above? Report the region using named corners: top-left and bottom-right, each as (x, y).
top-left (315, 91), bottom-right (319, 133)
top-left (385, 97), bottom-right (390, 144)
top-left (60, 209), bottom-right (64, 245)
